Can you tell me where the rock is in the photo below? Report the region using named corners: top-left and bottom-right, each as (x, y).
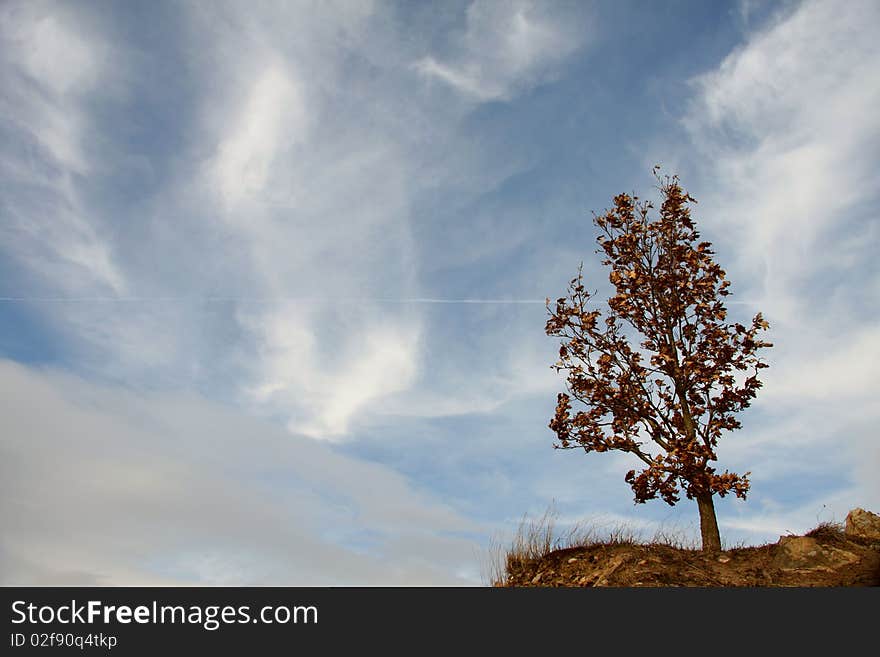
top-left (717, 555), bottom-right (731, 563)
top-left (845, 508), bottom-right (880, 541)
top-left (593, 555), bottom-right (627, 587)
top-left (567, 558), bottom-right (578, 563)
top-left (772, 536), bottom-right (860, 571)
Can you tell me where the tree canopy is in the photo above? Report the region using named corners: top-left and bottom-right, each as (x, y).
top-left (545, 169), bottom-right (772, 550)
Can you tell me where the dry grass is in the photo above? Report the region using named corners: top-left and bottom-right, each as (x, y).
top-left (648, 525), bottom-right (701, 551)
top-left (804, 520), bottom-right (848, 545)
top-left (483, 507), bottom-right (563, 586)
top-left (484, 506), bottom-right (699, 586)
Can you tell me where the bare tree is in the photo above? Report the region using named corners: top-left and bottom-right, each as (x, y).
top-left (545, 169), bottom-right (772, 551)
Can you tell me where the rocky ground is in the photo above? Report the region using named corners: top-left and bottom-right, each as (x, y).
top-left (498, 510), bottom-right (880, 587)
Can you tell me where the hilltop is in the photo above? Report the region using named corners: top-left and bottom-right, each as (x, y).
top-left (494, 509), bottom-right (880, 587)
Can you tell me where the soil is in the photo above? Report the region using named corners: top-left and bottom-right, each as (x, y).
top-left (500, 530), bottom-right (880, 587)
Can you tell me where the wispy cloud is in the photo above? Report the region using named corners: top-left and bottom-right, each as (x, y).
top-left (670, 0), bottom-right (880, 521)
top-left (414, 0), bottom-right (591, 102)
top-left (209, 62), bottom-right (308, 210)
top-left (682, 0), bottom-right (880, 323)
top-left (0, 1), bottom-right (126, 295)
top-left (244, 305), bottom-right (421, 438)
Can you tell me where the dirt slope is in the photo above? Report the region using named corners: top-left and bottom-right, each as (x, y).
top-left (500, 527), bottom-right (880, 587)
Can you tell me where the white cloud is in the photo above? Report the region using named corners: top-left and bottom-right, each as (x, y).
top-left (378, 329), bottom-right (558, 420)
top-left (176, 2), bottom-right (561, 438)
top-left (682, 0), bottom-right (880, 323)
top-left (414, 0), bottom-right (590, 102)
top-left (415, 56), bottom-right (503, 102)
top-left (4, 4), bottom-right (103, 97)
top-left (164, 3), bottom-right (436, 437)
top-left (210, 62), bottom-right (308, 209)
top-left (246, 306), bottom-right (421, 438)
top-left (679, 0), bottom-right (880, 396)
top-left (2, 0), bottom-right (568, 440)
top-left (0, 2), bottom-right (126, 295)
top-left (758, 325), bottom-right (880, 405)
top-left (669, 0), bottom-right (880, 526)
top-left (0, 360), bottom-right (480, 585)
top-left (0, 2), bottom-right (106, 173)
top-left (3, 200), bottom-right (127, 296)
top-left (2, 1), bottom-right (434, 434)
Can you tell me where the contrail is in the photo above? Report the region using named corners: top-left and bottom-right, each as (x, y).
top-left (390, 298), bottom-right (546, 304)
top-left (0, 296), bottom-right (548, 304)
top-left (0, 296), bottom-right (759, 305)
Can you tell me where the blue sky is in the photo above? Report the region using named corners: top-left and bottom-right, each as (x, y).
top-left (1, 0), bottom-right (878, 585)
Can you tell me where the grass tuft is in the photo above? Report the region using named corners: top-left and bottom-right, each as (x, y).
top-left (484, 505), bottom-right (699, 585)
top-left (804, 520), bottom-right (847, 544)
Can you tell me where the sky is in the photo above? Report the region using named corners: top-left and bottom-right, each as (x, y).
top-left (1, 0), bottom-right (878, 585)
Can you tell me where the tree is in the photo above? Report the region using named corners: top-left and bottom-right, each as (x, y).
top-left (545, 168), bottom-right (772, 552)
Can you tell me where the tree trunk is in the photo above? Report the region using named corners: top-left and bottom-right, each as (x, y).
top-left (696, 493), bottom-right (722, 552)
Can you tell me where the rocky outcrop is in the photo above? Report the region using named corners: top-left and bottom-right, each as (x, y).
top-left (771, 536), bottom-right (860, 571)
top-left (845, 508), bottom-right (880, 541)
